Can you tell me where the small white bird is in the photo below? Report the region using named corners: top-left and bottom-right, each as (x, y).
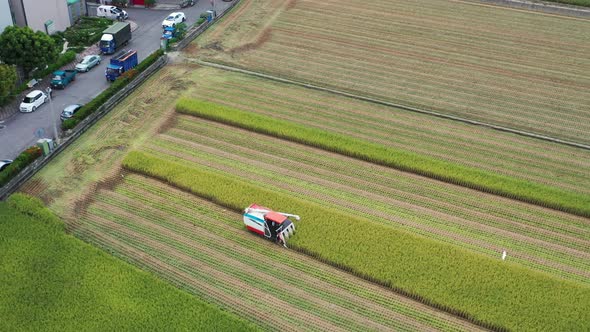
top-left (501, 250), bottom-right (507, 261)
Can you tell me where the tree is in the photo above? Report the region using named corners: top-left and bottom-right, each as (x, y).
top-left (0, 26), bottom-right (59, 78)
top-left (0, 64), bottom-right (17, 106)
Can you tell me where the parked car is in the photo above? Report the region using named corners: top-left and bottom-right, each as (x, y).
top-left (76, 55), bottom-right (101, 72)
top-left (50, 70), bottom-right (77, 89)
top-left (162, 12), bottom-right (186, 28)
top-left (60, 104), bottom-right (83, 121)
top-left (0, 159), bottom-right (12, 172)
top-left (96, 5), bottom-right (128, 21)
top-left (19, 90), bottom-right (48, 113)
top-left (180, 0), bottom-right (195, 8)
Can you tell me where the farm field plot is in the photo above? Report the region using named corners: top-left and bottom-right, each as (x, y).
top-left (140, 113), bottom-right (590, 285)
top-left (73, 172), bottom-right (485, 332)
top-left (180, 67), bottom-right (590, 196)
top-left (195, 0), bottom-right (590, 144)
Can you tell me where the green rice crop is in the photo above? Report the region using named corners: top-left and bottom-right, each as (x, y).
top-left (0, 193), bottom-right (259, 332)
top-left (176, 98), bottom-right (590, 218)
top-left (123, 150), bottom-right (590, 332)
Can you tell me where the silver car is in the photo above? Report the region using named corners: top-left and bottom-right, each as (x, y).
top-left (60, 104), bottom-right (83, 121)
top-left (75, 55), bottom-right (101, 72)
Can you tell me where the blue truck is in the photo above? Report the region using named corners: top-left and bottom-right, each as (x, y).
top-left (105, 49), bottom-right (138, 82)
top-left (50, 70), bottom-right (76, 89)
top-left (99, 22), bottom-right (132, 55)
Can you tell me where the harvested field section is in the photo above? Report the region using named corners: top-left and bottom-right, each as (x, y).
top-left (18, 65), bottom-right (191, 216)
top-left (182, 67), bottom-right (590, 196)
top-left (143, 115), bottom-right (590, 285)
top-left (195, 0), bottom-right (590, 144)
top-left (73, 173), bottom-right (485, 332)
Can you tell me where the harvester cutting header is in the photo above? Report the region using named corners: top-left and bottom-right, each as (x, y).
top-left (243, 204), bottom-right (298, 247)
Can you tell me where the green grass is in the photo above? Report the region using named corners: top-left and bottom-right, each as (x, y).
top-left (176, 98), bottom-right (590, 218)
top-left (0, 193), bottom-right (259, 331)
top-left (122, 150), bottom-right (590, 332)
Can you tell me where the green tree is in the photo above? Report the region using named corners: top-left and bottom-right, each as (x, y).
top-left (0, 26), bottom-right (59, 78)
top-left (0, 64), bottom-right (17, 106)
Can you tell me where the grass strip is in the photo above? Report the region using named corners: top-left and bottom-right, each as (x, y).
top-left (122, 150), bottom-right (590, 332)
top-left (176, 98), bottom-right (590, 218)
top-left (0, 193), bottom-right (258, 332)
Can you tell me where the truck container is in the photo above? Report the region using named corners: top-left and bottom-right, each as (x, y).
top-left (100, 22), bottom-right (131, 55)
top-left (50, 70), bottom-right (76, 89)
top-left (105, 49), bottom-right (138, 82)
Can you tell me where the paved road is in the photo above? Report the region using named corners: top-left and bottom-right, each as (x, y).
top-left (0, 0), bottom-right (233, 160)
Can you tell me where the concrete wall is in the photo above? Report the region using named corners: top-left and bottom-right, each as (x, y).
top-left (22, 0), bottom-right (71, 33)
top-left (0, 0), bottom-right (14, 33)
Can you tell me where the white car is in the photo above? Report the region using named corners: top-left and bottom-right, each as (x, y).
top-left (162, 12), bottom-right (186, 28)
top-left (19, 90), bottom-right (48, 113)
top-left (0, 159), bottom-right (12, 172)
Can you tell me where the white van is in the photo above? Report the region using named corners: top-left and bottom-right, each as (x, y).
top-left (96, 5), bottom-right (128, 20)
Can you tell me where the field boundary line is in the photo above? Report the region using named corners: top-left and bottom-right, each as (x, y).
top-left (461, 0), bottom-right (590, 18)
top-left (196, 60), bottom-right (590, 151)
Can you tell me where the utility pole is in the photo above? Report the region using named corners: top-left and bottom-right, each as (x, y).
top-left (46, 87), bottom-right (60, 145)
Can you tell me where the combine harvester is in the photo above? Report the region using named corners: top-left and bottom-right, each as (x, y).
top-left (243, 204), bottom-right (298, 247)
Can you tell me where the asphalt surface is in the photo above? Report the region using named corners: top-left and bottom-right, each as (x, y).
top-left (0, 0), bottom-right (233, 160)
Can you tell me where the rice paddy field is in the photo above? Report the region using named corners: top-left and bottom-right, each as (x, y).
top-left (13, 0), bottom-right (590, 330)
top-left (194, 0), bottom-right (590, 145)
top-left (72, 172), bottom-right (486, 332)
top-left (136, 111), bottom-right (590, 286)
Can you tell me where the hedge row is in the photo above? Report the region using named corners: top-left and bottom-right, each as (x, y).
top-left (0, 193), bottom-right (259, 331)
top-left (62, 49), bottom-right (164, 130)
top-left (176, 98), bottom-right (590, 218)
top-left (0, 146), bottom-right (42, 187)
top-left (122, 150), bottom-right (590, 332)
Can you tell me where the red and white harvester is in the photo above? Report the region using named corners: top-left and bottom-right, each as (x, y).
top-left (243, 204), bottom-right (298, 247)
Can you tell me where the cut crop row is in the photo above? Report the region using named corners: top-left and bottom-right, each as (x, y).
top-left (183, 67), bottom-right (590, 195)
top-left (122, 150), bottom-right (590, 332)
top-left (175, 98), bottom-right (590, 218)
top-left (74, 173), bottom-right (483, 331)
top-left (144, 118), bottom-right (590, 284)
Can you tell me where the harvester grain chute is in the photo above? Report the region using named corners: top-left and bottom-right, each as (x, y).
top-left (243, 204), bottom-right (298, 247)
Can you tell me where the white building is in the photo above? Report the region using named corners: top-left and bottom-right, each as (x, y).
top-left (0, 0), bottom-right (14, 33)
top-left (8, 0), bottom-right (86, 34)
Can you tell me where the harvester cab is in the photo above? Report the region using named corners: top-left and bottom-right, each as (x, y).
top-left (243, 204), bottom-right (298, 247)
